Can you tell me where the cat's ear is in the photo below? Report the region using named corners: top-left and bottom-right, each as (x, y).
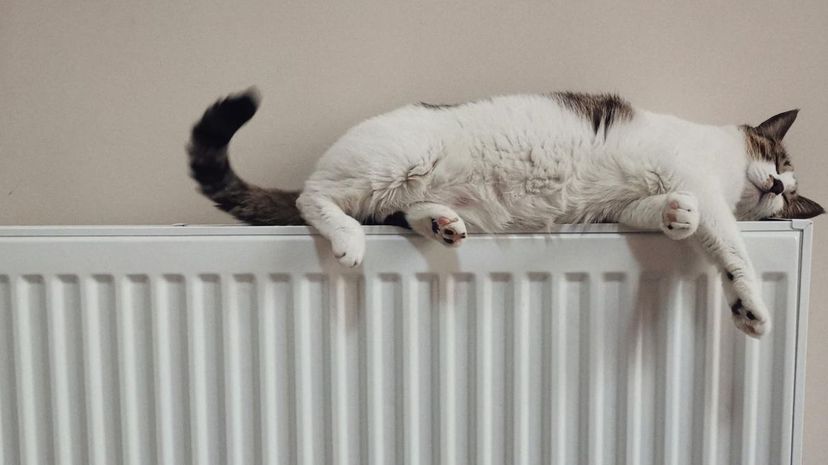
top-left (756, 109), bottom-right (799, 140)
top-left (777, 195), bottom-right (825, 219)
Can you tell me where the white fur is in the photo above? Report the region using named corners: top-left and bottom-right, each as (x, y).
top-left (296, 94), bottom-right (793, 337)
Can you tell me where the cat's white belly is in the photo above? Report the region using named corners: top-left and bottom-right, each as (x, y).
top-left (423, 137), bottom-right (601, 232)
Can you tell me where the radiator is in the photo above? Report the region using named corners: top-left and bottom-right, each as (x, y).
top-left (0, 221), bottom-right (813, 465)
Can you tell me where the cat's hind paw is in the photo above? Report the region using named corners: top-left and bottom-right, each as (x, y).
top-left (661, 191), bottom-right (699, 240)
top-left (405, 202), bottom-right (468, 248)
top-left (431, 216), bottom-right (467, 247)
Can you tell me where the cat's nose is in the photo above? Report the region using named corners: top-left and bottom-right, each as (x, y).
top-left (770, 178), bottom-right (785, 195)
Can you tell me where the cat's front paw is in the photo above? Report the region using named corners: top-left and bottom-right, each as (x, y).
top-left (661, 191), bottom-right (699, 240)
top-left (730, 296), bottom-right (771, 338)
top-left (330, 227), bottom-right (365, 267)
top-left (725, 275), bottom-right (771, 338)
top-left (431, 216), bottom-right (467, 247)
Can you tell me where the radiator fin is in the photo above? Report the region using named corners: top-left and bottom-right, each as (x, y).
top-left (189, 274), bottom-right (225, 465)
top-left (404, 274), bottom-right (437, 465)
top-left (438, 273), bottom-right (476, 465)
top-left (475, 274), bottom-right (513, 465)
top-left (758, 274), bottom-right (791, 465)
top-left (513, 273), bottom-right (549, 465)
top-left (118, 275), bottom-right (156, 465)
top-left (259, 274), bottom-right (295, 465)
top-left (330, 274), bottom-right (365, 465)
top-left (0, 276), bottom-right (19, 465)
top-left (15, 276), bottom-right (54, 465)
top-left (50, 275), bottom-right (87, 465)
top-left (295, 274), bottom-right (331, 465)
top-left (224, 274), bottom-right (261, 465)
top-left (593, 272), bottom-right (625, 465)
top-left (154, 274), bottom-right (191, 465)
top-left (84, 275), bottom-right (122, 465)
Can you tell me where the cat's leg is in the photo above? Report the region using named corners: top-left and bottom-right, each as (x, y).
top-left (693, 198), bottom-right (770, 337)
top-left (296, 192), bottom-right (365, 267)
top-left (619, 190), bottom-right (767, 336)
top-left (618, 191), bottom-right (700, 239)
top-left (404, 202), bottom-right (468, 247)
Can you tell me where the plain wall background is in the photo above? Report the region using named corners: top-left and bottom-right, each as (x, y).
top-left (2, 0), bottom-right (826, 460)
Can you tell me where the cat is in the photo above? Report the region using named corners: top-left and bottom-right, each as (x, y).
top-left (187, 89), bottom-right (823, 338)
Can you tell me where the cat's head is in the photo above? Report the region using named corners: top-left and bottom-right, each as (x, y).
top-left (736, 110), bottom-right (824, 220)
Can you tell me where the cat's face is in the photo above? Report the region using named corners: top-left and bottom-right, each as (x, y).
top-left (736, 110), bottom-right (824, 220)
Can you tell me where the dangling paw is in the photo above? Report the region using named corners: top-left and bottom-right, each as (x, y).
top-left (723, 272), bottom-right (771, 338)
top-left (430, 216), bottom-right (467, 247)
top-left (661, 191), bottom-right (699, 240)
top-left (729, 297), bottom-right (770, 338)
top-left (330, 227), bottom-right (366, 267)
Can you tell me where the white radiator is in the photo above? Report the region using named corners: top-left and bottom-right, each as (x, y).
top-left (0, 221), bottom-right (813, 465)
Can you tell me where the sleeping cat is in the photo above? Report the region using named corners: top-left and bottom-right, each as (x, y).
top-left (187, 89), bottom-right (823, 338)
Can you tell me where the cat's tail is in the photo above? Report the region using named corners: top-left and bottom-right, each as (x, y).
top-left (187, 89), bottom-right (305, 225)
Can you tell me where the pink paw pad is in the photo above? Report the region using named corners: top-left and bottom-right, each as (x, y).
top-left (431, 216), bottom-right (467, 246)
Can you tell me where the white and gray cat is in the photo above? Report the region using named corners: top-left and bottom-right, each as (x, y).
top-left (188, 89), bottom-right (823, 337)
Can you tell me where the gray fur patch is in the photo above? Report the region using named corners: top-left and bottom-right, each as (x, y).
top-left (741, 125), bottom-right (795, 174)
top-left (551, 92), bottom-right (634, 136)
top-left (213, 185), bottom-right (304, 226)
top-left (742, 126), bottom-right (777, 162)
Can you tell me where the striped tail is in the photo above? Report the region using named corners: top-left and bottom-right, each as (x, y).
top-left (187, 89), bottom-right (304, 225)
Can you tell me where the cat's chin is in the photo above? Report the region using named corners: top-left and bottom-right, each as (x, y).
top-left (735, 188), bottom-right (763, 219)
top-left (736, 187), bottom-right (784, 220)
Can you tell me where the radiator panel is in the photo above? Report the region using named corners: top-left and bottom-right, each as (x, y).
top-left (0, 224), bottom-right (811, 465)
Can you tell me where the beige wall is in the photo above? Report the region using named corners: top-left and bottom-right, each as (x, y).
top-left (2, 0), bottom-right (826, 459)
